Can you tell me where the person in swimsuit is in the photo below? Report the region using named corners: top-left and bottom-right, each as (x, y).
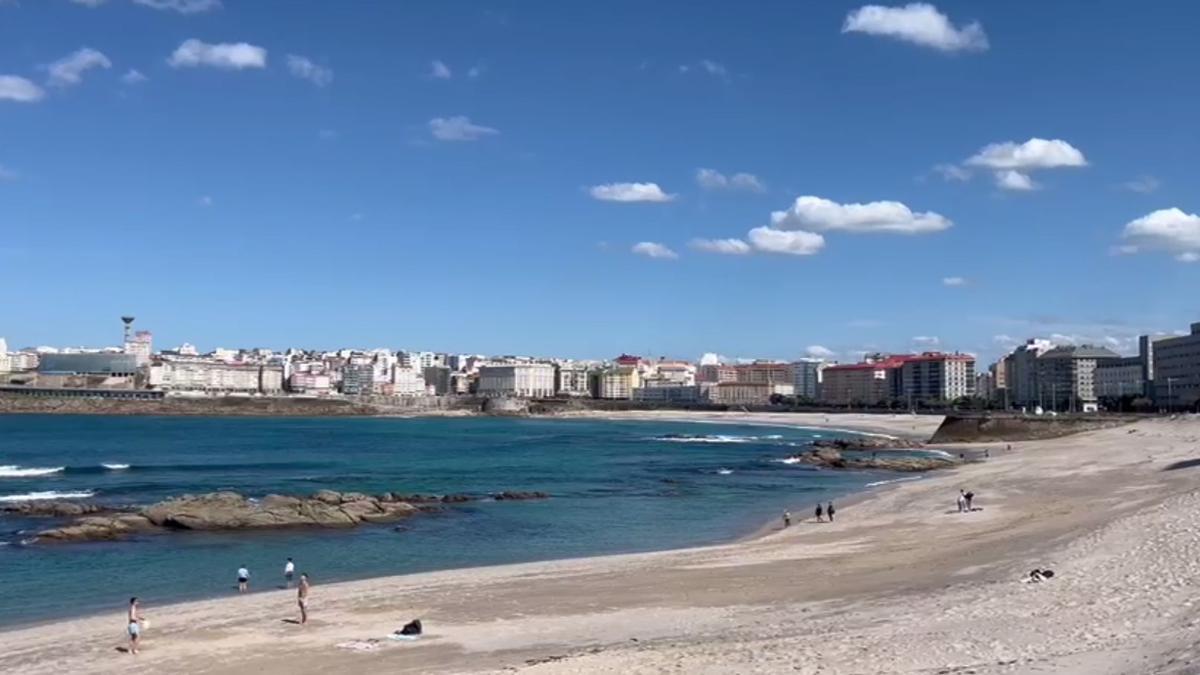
top-left (237, 565), bottom-right (250, 593)
top-left (127, 597), bottom-right (143, 655)
top-left (284, 558), bottom-right (295, 589)
top-left (297, 573), bottom-right (310, 625)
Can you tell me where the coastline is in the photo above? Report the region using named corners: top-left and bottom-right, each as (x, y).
top-left (4, 412), bottom-right (1200, 674)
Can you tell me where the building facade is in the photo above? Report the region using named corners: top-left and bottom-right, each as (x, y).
top-left (707, 382), bottom-right (772, 405)
top-left (597, 366), bottom-right (640, 400)
top-left (819, 358), bottom-right (905, 405)
top-left (149, 360), bottom-right (284, 394)
top-left (899, 353), bottom-right (976, 403)
top-left (632, 384), bottom-right (702, 403)
top-left (477, 363), bottom-right (556, 398)
top-left (1034, 345), bottom-right (1120, 412)
top-left (791, 359), bottom-right (824, 400)
top-left (696, 364), bottom-right (737, 384)
top-left (1094, 357), bottom-right (1146, 400)
top-left (1005, 339), bottom-right (1055, 409)
top-left (1152, 322), bottom-right (1200, 411)
top-left (554, 363), bottom-right (592, 397)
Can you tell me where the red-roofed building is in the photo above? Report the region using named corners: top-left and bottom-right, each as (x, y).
top-left (819, 352), bottom-right (976, 405)
top-left (820, 356), bottom-right (910, 405)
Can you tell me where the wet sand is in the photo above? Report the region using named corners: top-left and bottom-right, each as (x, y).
top-left (3, 412), bottom-right (1200, 674)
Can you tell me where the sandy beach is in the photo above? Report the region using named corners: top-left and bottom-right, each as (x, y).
top-left (3, 412), bottom-right (1200, 675)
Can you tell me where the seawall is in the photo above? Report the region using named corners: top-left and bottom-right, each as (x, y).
top-left (930, 413), bottom-right (1141, 443)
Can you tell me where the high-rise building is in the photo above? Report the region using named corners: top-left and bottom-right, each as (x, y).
top-left (899, 353), bottom-right (975, 403)
top-left (1005, 339), bottom-right (1055, 409)
top-left (819, 357), bottom-right (908, 405)
top-left (989, 357), bottom-right (1009, 406)
top-left (1035, 345), bottom-right (1121, 412)
top-left (791, 359), bottom-right (825, 400)
top-left (1151, 322), bottom-right (1200, 411)
top-left (0, 337), bottom-right (9, 374)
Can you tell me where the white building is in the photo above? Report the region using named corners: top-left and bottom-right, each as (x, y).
top-left (632, 384), bottom-right (703, 403)
top-left (555, 362), bottom-right (592, 397)
top-left (0, 337), bottom-right (9, 374)
top-left (477, 363), bottom-right (556, 398)
top-left (391, 366), bottom-right (427, 396)
top-left (289, 372), bottom-right (333, 395)
top-left (150, 360), bottom-right (283, 394)
top-left (124, 330), bottom-right (153, 365)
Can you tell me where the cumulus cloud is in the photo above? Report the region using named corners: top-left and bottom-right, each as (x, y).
top-left (134, 0), bottom-right (221, 13)
top-left (696, 168), bottom-right (765, 193)
top-left (121, 69), bottom-right (147, 85)
top-left (690, 238), bottom-right (752, 255)
top-left (806, 345), bottom-right (836, 359)
top-left (430, 60), bottom-right (452, 79)
top-left (287, 55), bottom-right (332, 87)
top-left (169, 39), bottom-right (266, 70)
top-left (428, 116), bottom-right (499, 141)
top-left (770, 195), bottom-right (952, 234)
top-left (912, 336), bottom-right (940, 346)
top-left (1123, 175), bottom-right (1161, 194)
top-left (842, 3), bottom-right (988, 53)
top-left (589, 182), bottom-right (675, 203)
top-left (747, 226), bottom-right (826, 256)
top-left (0, 75), bottom-right (46, 102)
top-left (942, 276), bottom-right (967, 286)
top-left (47, 47), bottom-right (112, 87)
top-left (995, 169), bottom-right (1036, 191)
top-left (71, 0), bottom-right (108, 6)
top-left (700, 59), bottom-right (728, 78)
top-left (1120, 208), bottom-right (1200, 263)
top-left (932, 163), bottom-right (971, 182)
top-left (631, 242), bottom-right (679, 259)
top-left (966, 138), bottom-right (1087, 171)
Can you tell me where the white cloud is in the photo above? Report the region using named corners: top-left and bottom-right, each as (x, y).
top-left (700, 59), bottom-right (728, 78)
top-left (71, 0), bottom-right (107, 6)
top-left (0, 75), bottom-right (45, 102)
top-left (747, 226), bottom-right (826, 256)
top-left (631, 242), bottom-right (678, 259)
top-left (770, 195), bottom-right (952, 234)
top-left (932, 163), bottom-right (971, 182)
top-left (699, 352), bottom-right (724, 366)
top-left (168, 39), bottom-right (267, 70)
top-left (430, 60), bottom-right (452, 79)
top-left (994, 169), bottom-right (1037, 191)
top-left (287, 55), bottom-right (332, 87)
top-left (942, 276), bottom-right (967, 286)
top-left (912, 335), bottom-right (940, 346)
top-left (806, 345), bottom-right (836, 359)
top-left (696, 168), bottom-right (765, 193)
top-left (133, 0), bottom-right (220, 13)
top-left (1123, 175), bottom-right (1161, 194)
top-left (467, 65), bottom-right (483, 78)
top-left (121, 69), bottom-right (147, 85)
top-left (589, 182), bottom-right (675, 203)
top-left (690, 238), bottom-right (752, 255)
top-left (842, 3), bottom-right (988, 52)
top-left (47, 47), bottom-right (112, 87)
top-left (428, 116), bottom-right (499, 142)
top-left (1120, 208), bottom-right (1200, 263)
top-left (993, 334), bottom-right (1016, 345)
top-left (966, 138), bottom-right (1087, 171)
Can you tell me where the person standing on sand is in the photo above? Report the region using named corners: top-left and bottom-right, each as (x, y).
top-left (815, 503), bottom-right (824, 523)
top-left (284, 557), bottom-right (295, 588)
top-left (957, 490), bottom-right (967, 514)
top-left (783, 511), bottom-right (791, 528)
top-left (237, 565), bottom-right (250, 593)
top-left (297, 573), bottom-right (310, 625)
top-left (127, 597), bottom-right (143, 655)
top-left (827, 502), bottom-right (836, 522)
top-left (965, 491), bottom-right (975, 511)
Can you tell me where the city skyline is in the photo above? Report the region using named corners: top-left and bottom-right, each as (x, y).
top-left (2, 1), bottom-right (1198, 361)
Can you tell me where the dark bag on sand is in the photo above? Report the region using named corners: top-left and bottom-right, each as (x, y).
top-left (399, 619), bottom-right (422, 636)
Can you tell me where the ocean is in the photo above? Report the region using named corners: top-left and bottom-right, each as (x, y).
top-left (0, 415), bottom-right (912, 626)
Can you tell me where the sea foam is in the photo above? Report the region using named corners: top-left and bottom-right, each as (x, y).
top-left (0, 465), bottom-right (66, 478)
top-left (101, 463), bottom-right (131, 470)
top-left (0, 490), bottom-right (95, 502)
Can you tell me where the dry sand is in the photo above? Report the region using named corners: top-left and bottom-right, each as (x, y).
top-left (3, 412), bottom-right (1200, 675)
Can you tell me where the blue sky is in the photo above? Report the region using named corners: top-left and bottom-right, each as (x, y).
top-left (1, 1), bottom-right (1198, 363)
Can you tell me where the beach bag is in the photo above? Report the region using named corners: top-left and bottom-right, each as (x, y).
top-left (399, 619), bottom-right (422, 636)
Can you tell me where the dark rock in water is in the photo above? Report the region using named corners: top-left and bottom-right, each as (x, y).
top-left (811, 437), bottom-right (925, 451)
top-left (785, 448), bottom-right (954, 473)
top-left (492, 491), bottom-right (550, 501)
top-left (440, 494), bottom-right (473, 504)
top-left (0, 501), bottom-right (112, 518)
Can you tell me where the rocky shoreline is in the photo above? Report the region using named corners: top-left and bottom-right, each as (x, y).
top-left (3, 489), bottom-right (549, 544)
top-left (787, 446), bottom-right (956, 472)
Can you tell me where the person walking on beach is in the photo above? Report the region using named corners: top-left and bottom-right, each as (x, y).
top-left (815, 503), bottom-right (824, 523)
top-left (957, 490), bottom-right (967, 514)
top-left (297, 573), bottom-right (310, 625)
top-left (237, 564), bottom-right (250, 593)
top-left (284, 557), bottom-right (295, 588)
top-left (783, 510), bottom-right (791, 528)
top-left (965, 490), bottom-right (975, 511)
top-left (826, 502), bottom-right (836, 522)
top-left (127, 597), bottom-right (143, 655)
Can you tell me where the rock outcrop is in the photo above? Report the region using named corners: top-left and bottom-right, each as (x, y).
top-left (810, 437), bottom-right (926, 451)
top-left (20, 489), bottom-right (548, 544)
top-left (787, 447), bottom-right (955, 473)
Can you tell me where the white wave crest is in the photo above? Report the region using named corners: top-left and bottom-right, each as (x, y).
top-left (716, 468), bottom-right (733, 475)
top-left (0, 465), bottom-right (66, 478)
top-left (773, 457), bottom-right (803, 465)
top-left (864, 476), bottom-right (924, 488)
top-left (102, 463), bottom-right (130, 470)
top-left (0, 490), bottom-right (95, 502)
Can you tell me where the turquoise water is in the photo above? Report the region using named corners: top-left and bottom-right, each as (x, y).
top-left (0, 415), bottom-right (901, 626)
